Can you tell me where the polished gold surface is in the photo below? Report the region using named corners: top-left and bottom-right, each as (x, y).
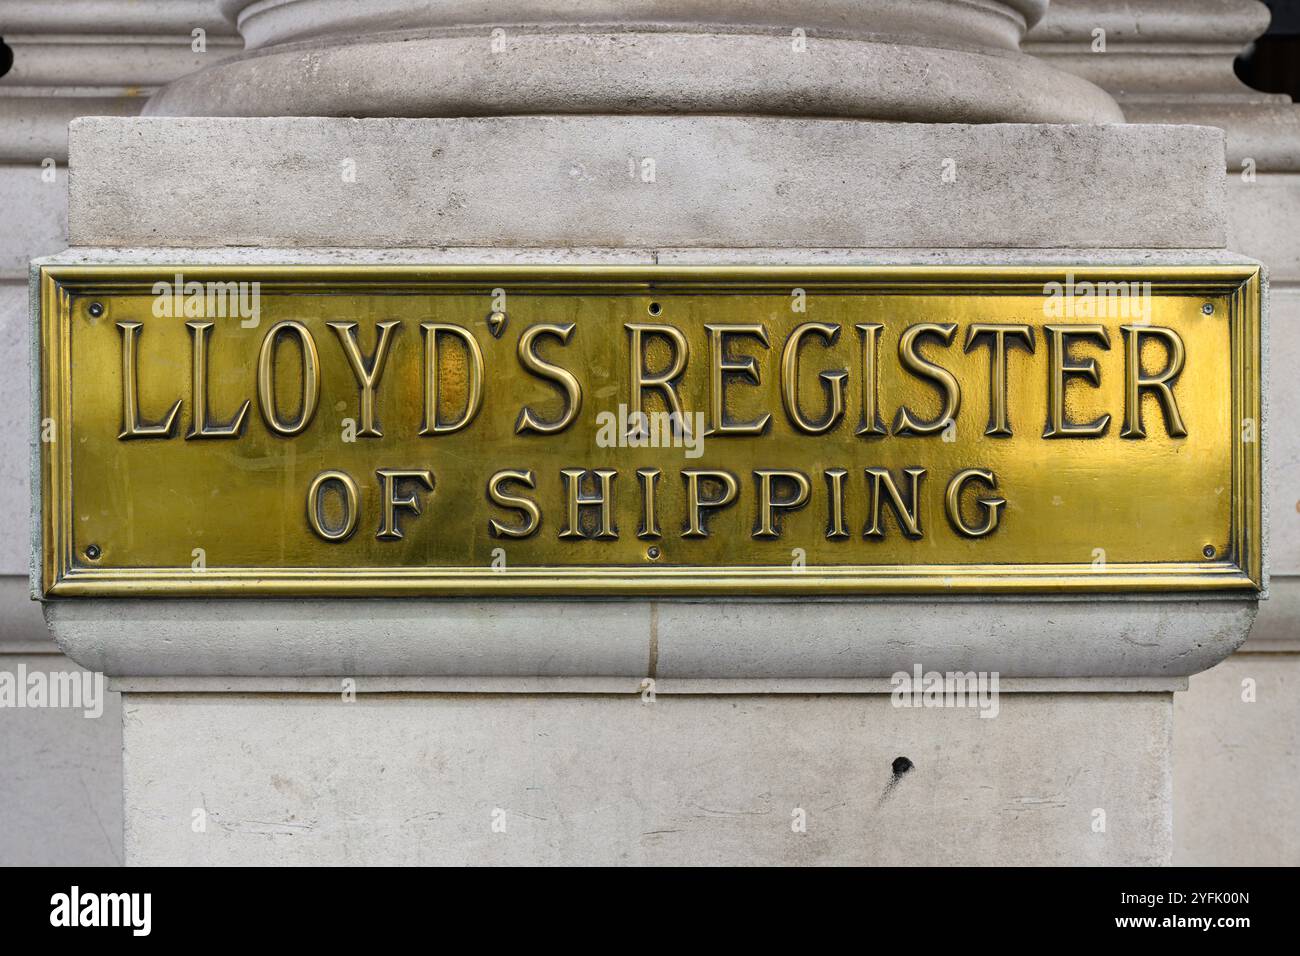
top-left (38, 265), bottom-right (1262, 596)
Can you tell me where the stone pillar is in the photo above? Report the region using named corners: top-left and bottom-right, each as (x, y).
top-left (36, 1), bottom-right (1262, 865)
top-left (1028, 0), bottom-right (1300, 868)
top-left (0, 0), bottom-right (238, 865)
top-left (147, 0), bottom-right (1122, 123)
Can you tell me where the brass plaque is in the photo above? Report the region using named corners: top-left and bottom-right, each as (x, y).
top-left (38, 265), bottom-right (1262, 596)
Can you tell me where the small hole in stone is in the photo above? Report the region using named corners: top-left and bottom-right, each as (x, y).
top-left (0, 38), bottom-right (13, 81)
top-left (892, 756), bottom-right (913, 776)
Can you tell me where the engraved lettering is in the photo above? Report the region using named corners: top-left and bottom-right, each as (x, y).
top-left (487, 469), bottom-right (541, 538)
top-left (1044, 325), bottom-right (1111, 438)
top-left (307, 470), bottom-right (359, 542)
top-left (964, 324), bottom-right (1034, 437)
top-left (117, 321), bottom-right (181, 440)
top-left (626, 323), bottom-right (690, 436)
top-left (682, 469), bottom-right (739, 538)
top-left (186, 321), bottom-right (250, 439)
top-left (516, 323), bottom-right (582, 434)
top-left (376, 468), bottom-right (434, 540)
top-left (1121, 325), bottom-right (1187, 439)
top-left (781, 322), bottom-right (846, 434)
top-left (893, 324), bottom-right (960, 437)
top-left (754, 469), bottom-right (812, 538)
top-left (559, 468), bottom-right (617, 539)
top-left (945, 468), bottom-right (1005, 538)
top-left (705, 323), bottom-right (771, 435)
top-left (328, 320), bottom-right (400, 438)
top-left (864, 467), bottom-right (925, 539)
top-left (257, 321), bottom-right (320, 437)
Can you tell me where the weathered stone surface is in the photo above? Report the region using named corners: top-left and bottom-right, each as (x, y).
top-left (45, 596), bottom-right (1254, 683)
top-left (67, 117), bottom-right (1227, 250)
top-left (1261, 285), bottom-right (1300, 577)
top-left (0, 577), bottom-right (46, 645)
top-left (1174, 653), bottom-right (1300, 865)
top-left (0, 653), bottom-right (122, 865)
top-left (123, 690), bottom-right (1172, 865)
top-left (0, 167), bottom-right (66, 276)
top-left (0, 279), bottom-right (37, 579)
top-left (1228, 176), bottom-right (1300, 281)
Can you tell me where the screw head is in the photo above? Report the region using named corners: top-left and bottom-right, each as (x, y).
top-left (648, 301), bottom-right (662, 316)
top-left (87, 302), bottom-right (104, 318)
top-left (85, 544), bottom-right (101, 560)
top-left (647, 546), bottom-right (661, 560)
top-left (1202, 303), bottom-right (1214, 315)
top-left (1203, 545), bottom-right (1217, 559)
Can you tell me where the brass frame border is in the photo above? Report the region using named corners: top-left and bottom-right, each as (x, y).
top-left (38, 263), bottom-right (1264, 598)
